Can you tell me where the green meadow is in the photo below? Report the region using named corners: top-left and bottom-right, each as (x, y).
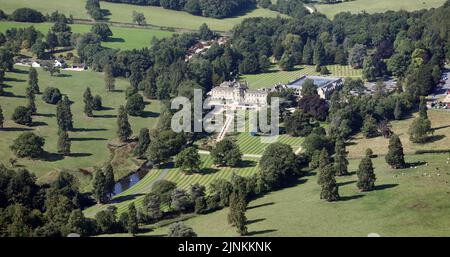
top-left (0, 65), bottom-right (161, 184)
top-left (0, 21), bottom-right (173, 50)
top-left (0, 0), bottom-right (285, 31)
top-left (314, 0), bottom-right (446, 19)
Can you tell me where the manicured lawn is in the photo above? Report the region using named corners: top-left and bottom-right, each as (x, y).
top-left (314, 0), bottom-right (446, 19)
top-left (0, 65), bottom-right (161, 182)
top-left (0, 21), bottom-right (173, 50)
top-left (241, 65), bottom-right (362, 89)
top-left (142, 153), bottom-right (450, 236)
top-left (84, 154), bottom-right (259, 217)
top-left (234, 132), bottom-right (303, 155)
top-left (0, 0), bottom-right (285, 31)
top-left (347, 109), bottom-right (450, 158)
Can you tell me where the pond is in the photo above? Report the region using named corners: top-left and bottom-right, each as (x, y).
top-left (112, 164), bottom-right (150, 196)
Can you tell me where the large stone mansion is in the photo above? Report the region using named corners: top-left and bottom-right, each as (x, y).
top-left (207, 75), bottom-right (344, 108)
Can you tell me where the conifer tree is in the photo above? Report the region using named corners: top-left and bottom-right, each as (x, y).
top-left (104, 64), bottom-right (115, 92)
top-left (93, 169), bottom-right (109, 204)
top-left (419, 96), bottom-right (428, 119)
top-left (357, 156), bottom-right (376, 191)
top-left (57, 129), bottom-right (71, 156)
top-left (334, 139), bottom-right (349, 176)
top-left (28, 67), bottom-right (40, 94)
top-left (0, 104), bottom-right (4, 129)
top-left (385, 134), bottom-right (406, 169)
top-left (319, 164), bottom-right (340, 202)
top-left (56, 96), bottom-right (74, 131)
top-left (317, 148), bottom-right (331, 185)
top-left (313, 40), bottom-right (326, 66)
top-left (83, 87), bottom-right (94, 117)
top-left (104, 163), bottom-right (115, 198)
top-left (394, 101), bottom-right (403, 120)
top-left (127, 202), bottom-right (139, 235)
top-left (117, 105), bottom-right (132, 142)
top-left (302, 38), bottom-right (313, 65)
top-left (134, 128), bottom-right (150, 158)
top-left (25, 86), bottom-right (37, 115)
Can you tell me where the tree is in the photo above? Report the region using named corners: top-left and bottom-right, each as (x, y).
top-left (279, 52), bottom-right (295, 71)
top-left (0, 104), bottom-right (4, 129)
top-left (104, 64), bottom-right (115, 91)
top-left (10, 132), bottom-right (45, 158)
top-left (394, 101), bottom-right (403, 120)
top-left (28, 67), bottom-right (40, 94)
top-left (228, 192), bottom-right (248, 236)
top-left (313, 40), bottom-right (326, 66)
top-left (57, 129), bottom-right (71, 156)
top-left (42, 62), bottom-right (60, 76)
top-left (134, 128), bottom-right (150, 158)
top-left (259, 143), bottom-right (298, 190)
top-left (31, 40), bottom-right (48, 59)
top-left (126, 93), bottom-right (145, 116)
top-left (92, 95), bottom-right (102, 110)
top-left (419, 96), bottom-right (428, 119)
top-left (66, 209), bottom-right (91, 236)
top-left (83, 87), bottom-right (94, 117)
top-left (104, 163), bottom-right (115, 198)
top-left (175, 147), bottom-right (201, 174)
top-left (12, 106), bottom-right (32, 126)
top-left (171, 188), bottom-right (194, 213)
top-left (357, 156), bottom-right (376, 191)
top-left (349, 44), bottom-right (367, 69)
top-left (284, 109), bottom-right (315, 137)
top-left (132, 11), bottom-right (146, 25)
top-left (117, 105), bottom-right (132, 142)
top-left (25, 86), bottom-right (37, 115)
top-left (302, 38), bottom-right (314, 65)
top-left (210, 138), bottom-right (242, 167)
top-left (334, 139), bottom-right (349, 176)
top-left (319, 164), bottom-right (339, 202)
top-left (42, 87), bottom-right (62, 104)
top-left (362, 115), bottom-right (379, 138)
top-left (362, 56), bottom-right (378, 81)
top-left (385, 134), bottom-right (406, 169)
top-left (92, 169), bottom-right (109, 204)
top-left (167, 222), bottom-right (197, 237)
top-left (127, 203), bottom-right (139, 235)
top-left (409, 116), bottom-right (433, 143)
top-left (199, 23), bottom-right (215, 40)
top-left (142, 192), bottom-right (163, 221)
top-left (91, 23), bottom-right (112, 41)
top-left (46, 31), bottom-right (58, 52)
top-left (56, 96), bottom-right (74, 131)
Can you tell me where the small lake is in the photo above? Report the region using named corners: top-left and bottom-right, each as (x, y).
top-left (112, 166), bottom-right (149, 196)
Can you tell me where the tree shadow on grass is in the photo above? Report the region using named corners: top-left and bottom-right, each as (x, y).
top-left (105, 37), bottom-right (125, 43)
top-left (56, 73), bottom-right (72, 78)
top-left (406, 161), bottom-right (427, 168)
top-left (246, 218), bottom-right (266, 225)
top-left (426, 135), bottom-right (446, 143)
top-left (239, 159), bottom-right (257, 168)
top-left (433, 125), bottom-right (450, 130)
top-left (93, 114), bottom-right (117, 118)
top-left (140, 111), bottom-right (159, 118)
top-left (112, 193), bottom-right (145, 204)
top-left (0, 127), bottom-right (33, 132)
top-left (37, 113), bottom-right (55, 118)
top-left (1, 92), bottom-right (26, 98)
top-left (12, 68), bottom-right (28, 74)
top-left (70, 137), bottom-right (107, 141)
top-left (32, 121), bottom-right (48, 127)
top-left (374, 184), bottom-right (398, 191)
top-left (340, 195), bottom-right (364, 202)
top-left (4, 77), bottom-right (26, 82)
top-left (247, 202), bottom-right (274, 210)
top-left (338, 180), bottom-right (356, 187)
top-left (100, 106), bottom-right (115, 111)
top-left (72, 127), bottom-right (107, 132)
top-left (69, 153), bottom-right (93, 158)
top-left (199, 167), bottom-right (220, 175)
top-left (41, 152), bottom-right (64, 162)
top-left (247, 229), bottom-right (277, 236)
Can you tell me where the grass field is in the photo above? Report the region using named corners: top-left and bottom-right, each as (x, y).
top-left (0, 21), bottom-right (173, 50)
top-left (314, 0), bottom-right (446, 19)
top-left (347, 109), bottom-right (450, 158)
top-left (84, 154), bottom-right (259, 217)
top-left (0, 65), bottom-right (161, 182)
top-left (0, 0), bottom-right (285, 31)
top-left (140, 153), bottom-right (450, 236)
top-left (241, 65), bottom-right (362, 89)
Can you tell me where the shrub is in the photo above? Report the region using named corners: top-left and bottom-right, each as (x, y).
top-left (12, 106), bottom-right (32, 126)
top-left (10, 8), bottom-right (45, 23)
top-left (42, 87), bottom-right (62, 104)
top-left (10, 132), bottom-right (45, 158)
top-left (92, 95), bottom-right (103, 110)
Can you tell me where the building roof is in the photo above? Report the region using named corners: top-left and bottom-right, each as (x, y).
top-left (287, 75), bottom-right (342, 90)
